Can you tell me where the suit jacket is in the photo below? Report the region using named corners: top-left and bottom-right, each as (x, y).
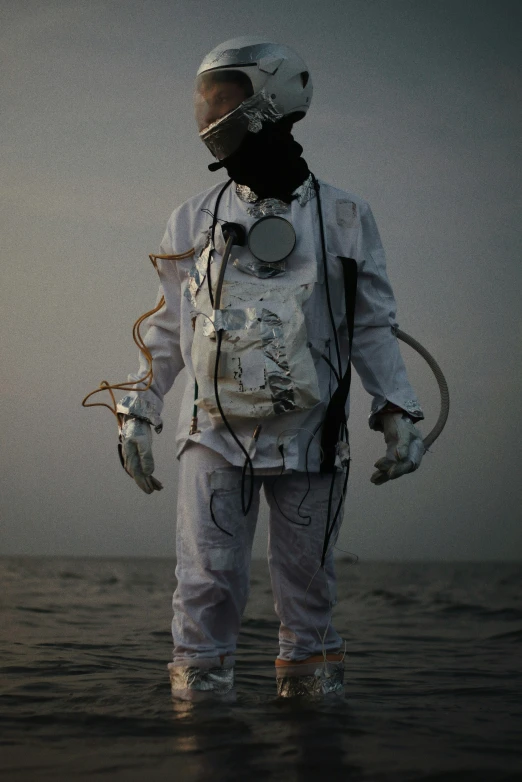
top-left (117, 177), bottom-right (423, 471)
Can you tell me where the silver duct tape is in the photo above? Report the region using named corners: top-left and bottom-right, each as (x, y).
top-left (295, 174), bottom-right (316, 206)
top-left (206, 306), bottom-right (295, 413)
top-left (202, 316), bottom-right (216, 338)
top-left (233, 256), bottom-right (286, 278)
top-left (236, 184), bottom-right (259, 203)
top-left (235, 174), bottom-right (316, 211)
top-left (116, 395), bottom-right (162, 433)
top-left (276, 663), bottom-right (344, 698)
top-left (214, 307), bottom-right (259, 332)
top-left (243, 90), bottom-right (282, 130)
top-left (403, 399), bottom-right (424, 416)
top-left (335, 440), bottom-right (351, 468)
top-left (246, 199), bottom-right (290, 218)
top-left (169, 665), bottom-right (235, 694)
top-left (200, 117), bottom-right (247, 162)
top-left (185, 243), bottom-right (212, 306)
top-left (260, 309), bottom-right (295, 415)
top-left (193, 227), bottom-right (212, 258)
top-left (200, 91), bottom-right (283, 160)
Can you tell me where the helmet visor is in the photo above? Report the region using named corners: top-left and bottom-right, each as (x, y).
top-left (195, 70), bottom-right (254, 130)
top-left (195, 69), bottom-right (259, 160)
top-left (195, 71), bottom-right (284, 161)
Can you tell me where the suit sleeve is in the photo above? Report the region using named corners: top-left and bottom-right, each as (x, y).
top-left (350, 200), bottom-right (424, 430)
top-left (116, 207), bottom-right (189, 432)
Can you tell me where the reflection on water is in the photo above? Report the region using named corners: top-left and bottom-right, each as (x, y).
top-left (1, 557), bottom-right (521, 781)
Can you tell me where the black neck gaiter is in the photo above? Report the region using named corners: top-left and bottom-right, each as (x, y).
top-left (211, 119), bottom-right (310, 203)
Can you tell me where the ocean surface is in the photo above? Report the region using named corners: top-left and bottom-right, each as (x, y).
top-left (1, 557), bottom-right (521, 782)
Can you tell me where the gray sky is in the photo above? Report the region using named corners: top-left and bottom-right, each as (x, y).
top-left (1, 0), bottom-right (521, 560)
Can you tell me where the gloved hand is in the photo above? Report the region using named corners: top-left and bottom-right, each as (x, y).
top-left (371, 412), bottom-right (425, 485)
top-left (118, 416), bottom-right (163, 494)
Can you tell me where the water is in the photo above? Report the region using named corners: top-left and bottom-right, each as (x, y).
top-left (1, 557), bottom-right (521, 781)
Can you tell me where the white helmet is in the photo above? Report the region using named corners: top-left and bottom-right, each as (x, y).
top-left (195, 36), bottom-right (313, 161)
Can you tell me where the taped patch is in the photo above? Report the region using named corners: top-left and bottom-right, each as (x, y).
top-left (184, 242), bottom-right (212, 306)
top-left (336, 199), bottom-right (358, 229)
top-left (207, 349), bottom-right (238, 380)
top-left (335, 440), bottom-right (351, 468)
top-left (191, 267), bottom-right (321, 420)
top-left (208, 547), bottom-right (237, 571)
top-left (240, 350), bottom-right (266, 389)
top-left (210, 469), bottom-right (239, 491)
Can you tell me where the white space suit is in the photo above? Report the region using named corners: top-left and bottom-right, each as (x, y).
top-left (116, 174), bottom-right (423, 697)
top-left (109, 35), bottom-right (428, 699)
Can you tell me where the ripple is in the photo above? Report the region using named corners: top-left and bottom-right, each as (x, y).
top-left (484, 628), bottom-right (522, 643)
top-left (2, 557), bottom-right (521, 780)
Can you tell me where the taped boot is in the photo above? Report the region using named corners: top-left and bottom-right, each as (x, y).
top-left (275, 653), bottom-right (344, 698)
top-left (168, 656), bottom-right (235, 701)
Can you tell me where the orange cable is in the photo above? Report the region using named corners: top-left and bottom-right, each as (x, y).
top-left (82, 249), bottom-right (194, 421)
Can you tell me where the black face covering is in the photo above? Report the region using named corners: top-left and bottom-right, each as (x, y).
top-left (209, 118), bottom-right (310, 203)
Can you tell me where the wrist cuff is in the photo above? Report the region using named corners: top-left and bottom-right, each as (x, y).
top-left (116, 395), bottom-right (163, 433)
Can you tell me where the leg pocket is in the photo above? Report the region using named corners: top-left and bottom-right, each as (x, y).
top-left (268, 471), bottom-right (346, 557)
top-left (203, 469), bottom-right (258, 571)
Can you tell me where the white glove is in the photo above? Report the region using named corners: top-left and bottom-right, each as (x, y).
top-left (118, 417), bottom-right (163, 495)
top-left (371, 413), bottom-right (425, 485)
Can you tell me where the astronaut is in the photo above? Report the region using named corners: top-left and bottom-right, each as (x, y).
top-left (116, 37), bottom-right (425, 700)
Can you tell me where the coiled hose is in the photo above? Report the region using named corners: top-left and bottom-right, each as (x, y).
top-left (395, 328), bottom-right (450, 448)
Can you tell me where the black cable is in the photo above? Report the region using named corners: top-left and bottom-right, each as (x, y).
top-left (312, 173), bottom-right (343, 564)
top-left (270, 445), bottom-right (312, 527)
top-left (314, 171), bottom-right (351, 471)
top-left (205, 184), bottom-right (254, 515)
top-left (213, 234), bottom-right (233, 310)
top-left (312, 173), bottom-right (354, 564)
top-left (320, 462), bottom-right (350, 568)
top-left (321, 349), bottom-right (340, 385)
top-left (201, 208), bottom-right (226, 223)
top-left (312, 175), bottom-right (342, 380)
top-left (210, 491), bottom-right (233, 537)
top-left (269, 417), bottom-right (324, 529)
top-left (212, 232), bottom-right (254, 515)
top-left (213, 330), bottom-right (255, 516)
top-left (206, 179), bottom-right (232, 308)
top-left (206, 255), bottom-right (214, 308)
top-left (295, 420), bottom-right (324, 522)
top-left (241, 452), bottom-right (254, 520)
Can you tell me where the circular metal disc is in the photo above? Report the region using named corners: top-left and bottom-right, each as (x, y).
top-left (247, 216), bottom-right (296, 263)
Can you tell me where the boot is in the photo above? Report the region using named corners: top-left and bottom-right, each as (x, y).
top-left (275, 653), bottom-right (344, 698)
top-left (168, 655), bottom-right (235, 701)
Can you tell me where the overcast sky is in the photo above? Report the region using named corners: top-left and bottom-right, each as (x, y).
top-left (1, 0), bottom-right (521, 560)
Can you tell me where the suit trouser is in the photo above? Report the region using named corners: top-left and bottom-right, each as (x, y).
top-left (171, 442), bottom-right (345, 666)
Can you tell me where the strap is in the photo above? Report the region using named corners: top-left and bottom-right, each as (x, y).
top-left (320, 257), bottom-right (358, 473)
